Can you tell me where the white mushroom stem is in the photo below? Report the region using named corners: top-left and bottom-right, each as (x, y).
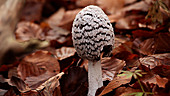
top-left (88, 60), bottom-right (103, 96)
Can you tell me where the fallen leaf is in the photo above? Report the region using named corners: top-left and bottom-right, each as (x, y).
top-left (115, 14), bottom-right (144, 29)
top-left (133, 38), bottom-right (155, 55)
top-left (58, 9), bottom-right (81, 31)
top-left (139, 53), bottom-right (170, 69)
top-left (152, 65), bottom-right (170, 79)
top-left (76, 0), bottom-right (96, 7)
top-left (46, 7), bottom-right (65, 29)
top-left (3, 87), bottom-right (18, 96)
top-left (155, 75), bottom-right (168, 88)
top-left (10, 76), bottom-right (31, 92)
top-left (17, 51), bottom-right (60, 80)
top-left (97, 0), bottom-right (125, 14)
top-left (55, 47), bottom-right (76, 60)
top-left (20, 0), bottom-right (45, 22)
top-left (155, 33), bottom-right (170, 53)
top-left (115, 87), bottom-right (141, 96)
top-left (99, 75), bottom-right (131, 96)
top-left (60, 66), bottom-right (88, 96)
top-left (45, 27), bottom-right (70, 42)
top-left (122, 1), bottom-right (150, 12)
top-left (101, 57), bottom-right (126, 81)
top-left (15, 21), bottom-right (43, 41)
top-left (24, 71), bottom-right (56, 89)
top-left (36, 72), bottom-right (64, 96)
top-left (132, 30), bottom-right (155, 38)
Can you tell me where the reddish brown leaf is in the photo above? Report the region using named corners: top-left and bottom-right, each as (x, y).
top-left (35, 72), bottom-right (64, 96)
top-left (155, 33), bottom-right (170, 53)
top-left (99, 75), bottom-right (131, 96)
top-left (24, 71), bottom-right (56, 89)
top-left (155, 75), bottom-right (168, 88)
top-left (97, 0), bottom-right (125, 14)
top-left (46, 7), bottom-right (65, 28)
top-left (115, 87), bottom-right (141, 96)
top-left (20, 0), bottom-right (45, 22)
top-left (17, 51), bottom-right (60, 80)
top-left (15, 21), bottom-right (43, 41)
top-left (101, 57), bottom-right (126, 81)
top-left (132, 30), bottom-right (154, 38)
top-left (133, 38), bottom-right (155, 55)
top-left (10, 76), bottom-right (31, 92)
top-left (139, 53), bottom-right (170, 69)
top-left (58, 9), bottom-right (81, 31)
top-left (55, 47), bottom-right (76, 60)
top-left (60, 67), bottom-right (88, 96)
top-left (152, 65), bottom-right (170, 79)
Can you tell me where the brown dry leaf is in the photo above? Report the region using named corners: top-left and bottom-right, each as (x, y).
top-left (55, 47), bottom-right (76, 60)
top-left (45, 27), bottom-right (70, 41)
top-left (20, 0), bottom-right (45, 22)
top-left (122, 1), bottom-right (150, 12)
top-left (101, 57), bottom-right (126, 81)
top-left (139, 53), bottom-right (170, 69)
top-left (3, 88), bottom-right (17, 96)
top-left (152, 65), bottom-right (170, 79)
top-left (46, 7), bottom-right (65, 29)
top-left (115, 14), bottom-right (144, 29)
top-left (17, 51), bottom-right (60, 80)
top-left (115, 87), bottom-right (141, 96)
top-left (112, 41), bottom-right (133, 57)
top-left (24, 71), bottom-right (56, 89)
top-left (99, 75), bottom-right (131, 96)
top-left (155, 75), bottom-right (168, 88)
top-left (35, 72), bottom-right (64, 96)
top-left (133, 38), bottom-right (155, 55)
top-left (155, 33), bottom-right (170, 53)
top-left (58, 9), bottom-right (81, 31)
top-left (76, 0), bottom-right (96, 7)
top-left (140, 73), bottom-right (168, 88)
top-left (114, 35), bottom-right (130, 48)
top-left (60, 67), bottom-right (88, 96)
top-left (20, 90), bottom-right (43, 96)
top-left (10, 76), bottom-right (31, 92)
top-left (97, 0), bottom-right (125, 14)
top-left (15, 21), bottom-right (43, 41)
top-left (132, 30), bottom-right (155, 38)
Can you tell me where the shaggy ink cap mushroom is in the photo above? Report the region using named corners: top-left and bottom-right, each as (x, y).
top-left (72, 5), bottom-right (115, 96)
top-left (72, 5), bottom-right (115, 62)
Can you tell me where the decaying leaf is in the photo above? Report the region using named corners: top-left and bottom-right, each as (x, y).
top-left (17, 51), bottom-right (60, 80)
top-left (99, 75), bottom-right (132, 96)
top-left (97, 0), bottom-right (125, 14)
top-left (45, 27), bottom-right (70, 47)
top-left (60, 67), bottom-right (88, 96)
top-left (155, 75), bottom-right (168, 88)
top-left (58, 9), bottom-right (81, 31)
top-left (76, 0), bottom-right (96, 7)
top-left (139, 53), bottom-right (170, 69)
top-left (55, 47), bottom-right (76, 60)
top-left (15, 21), bottom-right (43, 41)
top-left (20, 0), bottom-right (45, 22)
top-left (101, 57), bottom-right (126, 81)
top-left (10, 76), bottom-right (31, 92)
top-left (46, 7), bottom-right (65, 29)
top-left (133, 38), bottom-right (155, 55)
top-left (155, 33), bottom-right (170, 53)
top-left (114, 87), bottom-right (141, 96)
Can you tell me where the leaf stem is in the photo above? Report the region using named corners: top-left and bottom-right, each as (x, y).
top-left (137, 77), bottom-right (145, 93)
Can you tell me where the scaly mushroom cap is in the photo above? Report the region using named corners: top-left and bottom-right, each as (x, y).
top-left (72, 5), bottom-right (115, 61)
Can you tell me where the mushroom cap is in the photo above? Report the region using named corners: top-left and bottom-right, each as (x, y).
top-left (72, 5), bottom-right (115, 61)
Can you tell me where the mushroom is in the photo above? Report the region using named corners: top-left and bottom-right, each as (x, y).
top-left (72, 5), bottom-right (115, 96)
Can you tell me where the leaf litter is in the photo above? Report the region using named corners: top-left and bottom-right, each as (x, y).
top-left (0, 0), bottom-right (170, 96)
